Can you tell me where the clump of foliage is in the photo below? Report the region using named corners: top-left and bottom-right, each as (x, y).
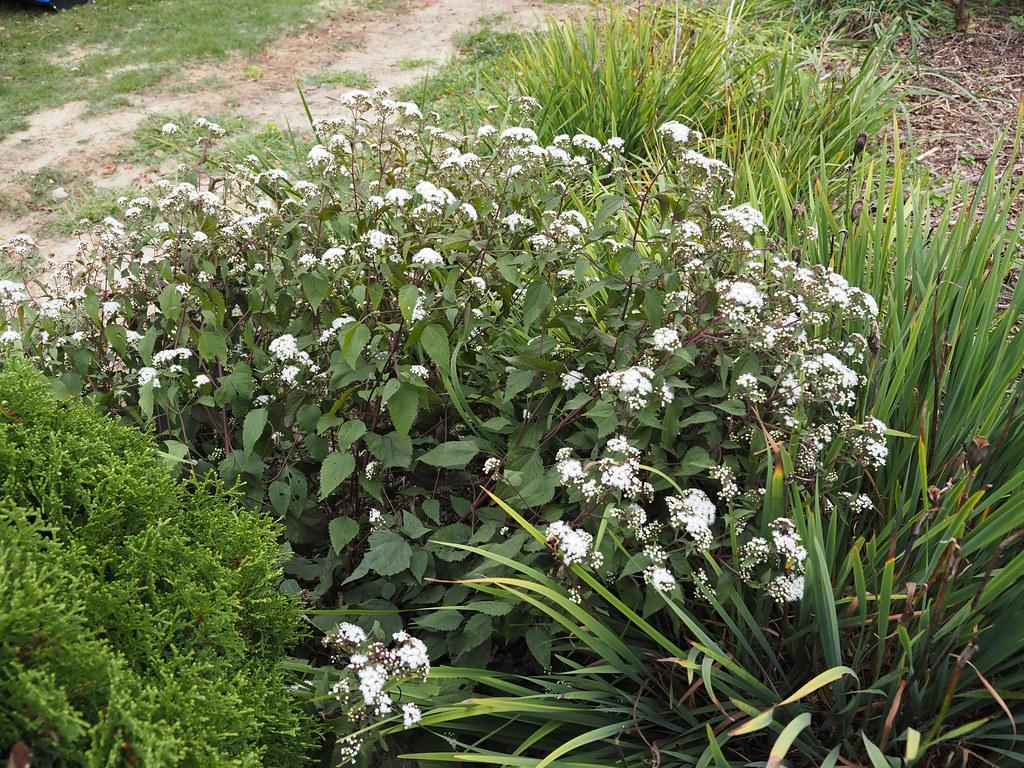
top-left (397, 153), bottom-right (1024, 767)
top-left (2, 93), bottom-right (892, 764)
top-left (488, 4), bottom-right (897, 224)
top-left (4, 89), bottom-right (1022, 766)
top-left (0, 355), bottom-right (310, 767)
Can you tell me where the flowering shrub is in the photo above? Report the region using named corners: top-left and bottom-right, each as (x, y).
top-left (2, 91), bottom-right (886, 666)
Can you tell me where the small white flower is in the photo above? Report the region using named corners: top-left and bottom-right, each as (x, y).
top-left (546, 520), bottom-right (594, 566)
top-left (500, 126), bottom-right (538, 143)
top-left (412, 247), bottom-right (444, 266)
top-left (402, 702), bottom-right (422, 728)
top-left (331, 622), bottom-right (367, 646)
top-left (658, 120), bottom-right (701, 144)
top-left (561, 369), bottom-right (586, 391)
top-left (651, 327), bottom-right (680, 352)
top-left (644, 566), bottom-right (677, 592)
top-left (138, 367), bottom-right (160, 388)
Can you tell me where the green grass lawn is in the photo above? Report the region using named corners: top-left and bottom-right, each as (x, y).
top-left (0, 0), bottom-right (349, 138)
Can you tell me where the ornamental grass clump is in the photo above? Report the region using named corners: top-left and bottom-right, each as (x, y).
top-left (0, 356), bottom-right (309, 767)
top-left (1, 93), bottom-right (890, 684)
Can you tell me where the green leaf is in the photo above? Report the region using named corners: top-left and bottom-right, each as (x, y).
top-left (402, 510), bottom-right (430, 539)
top-left (319, 452), bottom-right (355, 499)
top-left (365, 431), bottom-right (413, 468)
top-left (458, 613), bottom-right (493, 654)
top-left (398, 283), bottom-right (420, 323)
top-left (104, 324), bottom-right (128, 357)
top-left (431, 523), bottom-right (472, 561)
top-left (336, 419), bottom-right (367, 449)
top-left (419, 324), bottom-right (451, 375)
top-left (197, 330), bottom-right (229, 363)
top-left (301, 272), bottom-right (330, 310)
top-left (269, 480), bottom-right (291, 516)
top-left (416, 610), bottom-right (464, 631)
top-left (409, 549), bottom-right (429, 582)
top-left (766, 713), bottom-right (812, 768)
top-left (362, 529), bottom-right (412, 576)
top-left (329, 517), bottom-right (360, 554)
top-left (419, 440), bottom-right (479, 469)
top-left (387, 382), bottom-right (419, 436)
top-left (714, 399), bottom-right (747, 416)
top-left (525, 625), bottom-right (551, 669)
top-left (861, 734), bottom-right (894, 768)
top-left (341, 323), bottom-right (371, 368)
top-left (214, 369), bottom-right (253, 407)
top-left (242, 408), bottom-right (267, 454)
top-left (158, 284), bottom-right (182, 321)
top-left (594, 194), bottom-right (627, 226)
top-left (680, 445), bottom-right (714, 476)
top-left (521, 281), bottom-right (552, 329)
top-left (466, 600), bottom-right (514, 616)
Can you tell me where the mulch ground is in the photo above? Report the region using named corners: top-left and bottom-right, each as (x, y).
top-left (893, 7), bottom-right (1024, 202)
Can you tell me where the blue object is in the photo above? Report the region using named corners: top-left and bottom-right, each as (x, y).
top-left (24, 0), bottom-right (91, 9)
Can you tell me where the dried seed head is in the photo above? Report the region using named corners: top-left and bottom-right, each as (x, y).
top-left (850, 200), bottom-right (864, 224)
top-left (966, 436), bottom-right (990, 469)
top-left (854, 132), bottom-right (869, 158)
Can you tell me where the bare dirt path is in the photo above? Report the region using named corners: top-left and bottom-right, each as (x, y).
top-left (0, 0), bottom-right (573, 266)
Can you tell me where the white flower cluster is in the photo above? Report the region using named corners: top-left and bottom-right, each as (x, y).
top-left (323, 624), bottom-right (430, 764)
top-left (595, 366), bottom-right (673, 410)
top-left (850, 416), bottom-right (889, 469)
top-left (268, 333), bottom-right (319, 384)
top-left (718, 280), bottom-right (764, 323)
top-left (651, 326), bottom-right (681, 352)
top-left (0, 279), bottom-right (29, 313)
top-left (555, 436), bottom-right (653, 504)
top-left (658, 120), bottom-right (701, 145)
top-left (739, 518), bottom-right (808, 604)
top-left (718, 203), bottom-right (766, 236)
top-left (546, 520), bottom-right (602, 568)
top-left (666, 489), bottom-right (717, 550)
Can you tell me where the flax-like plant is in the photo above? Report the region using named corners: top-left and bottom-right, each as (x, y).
top-left (492, 3), bottom-right (897, 224)
top-left (399, 469), bottom-right (1024, 766)
top-left (793, 129), bottom-right (1024, 515)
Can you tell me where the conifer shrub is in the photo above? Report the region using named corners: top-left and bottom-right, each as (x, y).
top-left (0, 355), bottom-right (309, 767)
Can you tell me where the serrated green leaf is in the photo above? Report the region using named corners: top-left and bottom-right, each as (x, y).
top-left (329, 517), bottom-right (359, 554)
top-left (242, 408), bottom-right (267, 454)
top-left (362, 529), bottom-right (411, 576)
top-left (521, 281), bottom-right (552, 330)
top-left (301, 272), bottom-right (330, 310)
top-left (416, 610), bottom-right (464, 631)
top-left (388, 382), bottom-right (419, 436)
top-left (402, 510), bottom-right (430, 539)
top-left (398, 283), bottom-right (420, 323)
top-left (269, 480), bottom-right (290, 516)
top-left (419, 440), bottom-right (479, 469)
top-left (319, 451), bottom-right (355, 499)
top-left (197, 330), bottom-right (229, 363)
top-left (419, 323), bottom-right (450, 375)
